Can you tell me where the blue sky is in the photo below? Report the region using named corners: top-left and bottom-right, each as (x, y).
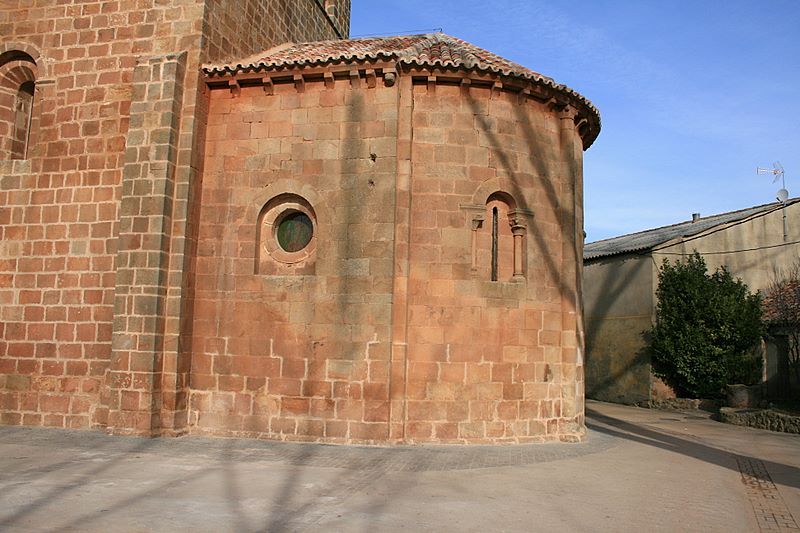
top-left (351, 0), bottom-right (800, 242)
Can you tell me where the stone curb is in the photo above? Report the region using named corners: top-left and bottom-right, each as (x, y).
top-left (720, 407), bottom-right (800, 434)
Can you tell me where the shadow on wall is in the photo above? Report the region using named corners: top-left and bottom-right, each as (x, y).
top-left (584, 329), bottom-right (652, 404)
top-left (584, 255), bottom-right (653, 404)
top-left (464, 85), bottom-right (581, 424)
top-left (764, 332), bottom-right (798, 400)
top-left (465, 90), bottom-right (570, 301)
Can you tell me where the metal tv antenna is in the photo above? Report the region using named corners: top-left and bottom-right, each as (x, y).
top-left (757, 161), bottom-right (788, 202)
top-left (757, 161), bottom-right (789, 240)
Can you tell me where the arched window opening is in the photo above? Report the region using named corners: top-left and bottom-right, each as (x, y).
top-left (0, 51), bottom-right (37, 161)
top-left (12, 80), bottom-right (34, 159)
top-left (491, 206), bottom-right (499, 281)
top-left (473, 191), bottom-right (526, 282)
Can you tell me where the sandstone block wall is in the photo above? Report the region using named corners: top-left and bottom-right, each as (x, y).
top-left (195, 68), bottom-right (586, 443)
top-left (1, 0), bottom-right (588, 443)
top-left (401, 82), bottom-right (584, 442)
top-left (192, 77), bottom-right (398, 441)
top-left (0, 0), bottom-right (346, 432)
top-left (204, 0), bottom-right (349, 62)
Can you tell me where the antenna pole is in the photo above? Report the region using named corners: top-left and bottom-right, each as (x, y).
top-left (757, 161), bottom-right (789, 240)
top-left (784, 209), bottom-right (788, 242)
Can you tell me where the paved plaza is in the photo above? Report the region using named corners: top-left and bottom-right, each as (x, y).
top-left (0, 400), bottom-right (797, 532)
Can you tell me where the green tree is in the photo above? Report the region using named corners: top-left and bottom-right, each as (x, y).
top-left (649, 252), bottom-right (763, 398)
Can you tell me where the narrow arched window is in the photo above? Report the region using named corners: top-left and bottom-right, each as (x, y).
top-left (491, 206), bottom-right (499, 281)
top-left (477, 192), bottom-right (515, 281)
top-left (12, 80), bottom-right (34, 159)
top-left (0, 51), bottom-right (37, 161)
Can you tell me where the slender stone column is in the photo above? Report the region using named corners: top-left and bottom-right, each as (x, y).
top-left (512, 225), bottom-right (525, 279)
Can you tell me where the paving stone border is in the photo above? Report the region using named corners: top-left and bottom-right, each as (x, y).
top-left (0, 425), bottom-right (619, 473)
top-left (736, 455), bottom-right (800, 531)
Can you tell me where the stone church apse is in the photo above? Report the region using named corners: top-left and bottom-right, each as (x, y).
top-left (193, 33), bottom-right (600, 443)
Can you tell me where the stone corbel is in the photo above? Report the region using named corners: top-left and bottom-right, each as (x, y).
top-left (293, 74), bottom-right (305, 93)
top-left (382, 68), bottom-right (397, 87)
top-left (365, 69), bottom-right (376, 89)
top-left (349, 69), bottom-right (361, 88)
top-left (490, 80), bottom-right (503, 100)
top-left (427, 75), bottom-right (436, 94)
top-left (324, 71), bottom-right (335, 89)
top-left (262, 76), bottom-right (273, 95)
top-left (460, 78), bottom-right (471, 96)
top-left (517, 87), bottom-right (531, 105)
top-left (228, 79), bottom-right (240, 97)
top-left (548, 99), bottom-right (576, 121)
top-left (574, 115), bottom-right (589, 138)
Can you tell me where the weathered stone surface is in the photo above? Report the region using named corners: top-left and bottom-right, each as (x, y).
top-left (191, 51), bottom-right (592, 443)
top-left (720, 407), bottom-right (800, 434)
top-left (0, 1), bottom-right (348, 435)
top-left (725, 384), bottom-right (761, 409)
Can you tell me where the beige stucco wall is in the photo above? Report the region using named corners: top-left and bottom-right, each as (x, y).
top-left (584, 254), bottom-right (654, 404)
top-left (653, 202), bottom-right (800, 292)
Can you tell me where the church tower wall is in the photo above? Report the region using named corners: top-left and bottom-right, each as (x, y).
top-left (0, 0), bottom-right (347, 433)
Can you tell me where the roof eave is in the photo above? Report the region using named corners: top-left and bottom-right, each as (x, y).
top-left (202, 56), bottom-right (601, 149)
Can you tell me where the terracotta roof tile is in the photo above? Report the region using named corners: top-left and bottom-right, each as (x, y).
top-left (203, 33), bottom-right (600, 148)
top-left (204, 33), bottom-right (547, 80)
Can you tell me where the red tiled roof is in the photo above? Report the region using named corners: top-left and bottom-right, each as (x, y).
top-left (204, 33), bottom-right (547, 79)
top-left (203, 33), bottom-right (600, 147)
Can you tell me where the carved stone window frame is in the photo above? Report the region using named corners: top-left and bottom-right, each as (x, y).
top-left (255, 186), bottom-right (321, 275)
top-left (461, 182), bottom-right (534, 282)
top-left (262, 199), bottom-right (317, 265)
top-left (0, 50), bottom-right (38, 161)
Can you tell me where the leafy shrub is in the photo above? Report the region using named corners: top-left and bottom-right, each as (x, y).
top-left (649, 252), bottom-right (763, 398)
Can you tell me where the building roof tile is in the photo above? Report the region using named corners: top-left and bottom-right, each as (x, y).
top-left (205, 33), bottom-right (544, 78)
top-left (584, 199), bottom-right (799, 261)
top-left (203, 33), bottom-right (600, 146)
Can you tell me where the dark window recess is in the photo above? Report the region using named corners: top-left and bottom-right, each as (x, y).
top-left (276, 211), bottom-right (313, 252)
top-left (491, 206), bottom-right (499, 281)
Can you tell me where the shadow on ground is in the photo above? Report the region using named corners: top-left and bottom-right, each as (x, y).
top-left (586, 406), bottom-right (800, 490)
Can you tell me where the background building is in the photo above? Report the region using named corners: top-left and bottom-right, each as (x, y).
top-left (584, 200), bottom-right (799, 404)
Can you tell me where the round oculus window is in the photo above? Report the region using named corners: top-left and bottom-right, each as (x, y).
top-left (276, 211), bottom-right (313, 253)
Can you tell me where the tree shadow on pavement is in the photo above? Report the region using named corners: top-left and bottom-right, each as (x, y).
top-left (0, 433), bottom-right (164, 531)
top-left (586, 406), bottom-right (800, 490)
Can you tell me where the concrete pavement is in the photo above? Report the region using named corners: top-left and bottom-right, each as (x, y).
top-left (0, 400), bottom-right (797, 532)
